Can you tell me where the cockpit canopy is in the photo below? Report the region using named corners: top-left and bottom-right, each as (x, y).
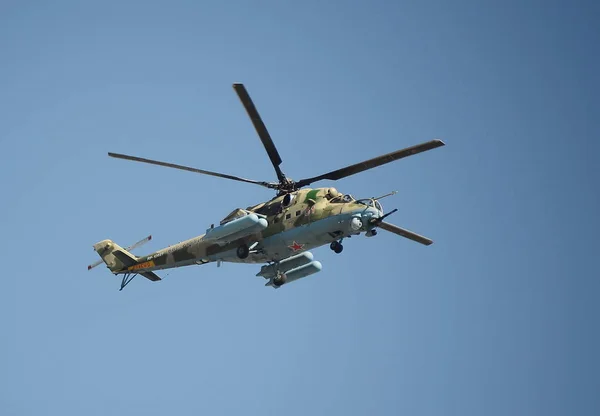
top-left (356, 198), bottom-right (383, 211)
top-left (327, 190), bottom-right (383, 211)
top-left (324, 187), bottom-right (342, 200)
top-left (327, 190), bottom-right (355, 204)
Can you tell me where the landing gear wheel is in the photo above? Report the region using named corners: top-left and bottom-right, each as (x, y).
top-left (330, 241), bottom-right (343, 254)
top-left (236, 244), bottom-right (249, 259)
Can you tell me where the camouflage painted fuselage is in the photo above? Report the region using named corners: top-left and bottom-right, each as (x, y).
top-left (121, 187), bottom-right (382, 274)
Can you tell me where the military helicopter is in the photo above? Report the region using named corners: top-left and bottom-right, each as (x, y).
top-left (88, 83), bottom-right (445, 290)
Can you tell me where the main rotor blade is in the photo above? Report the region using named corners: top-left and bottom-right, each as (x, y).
top-left (295, 139), bottom-right (445, 188)
top-left (108, 152), bottom-right (276, 189)
top-left (378, 221), bottom-right (433, 246)
top-left (232, 83), bottom-right (286, 183)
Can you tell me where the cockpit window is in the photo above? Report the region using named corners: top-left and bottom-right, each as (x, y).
top-left (325, 187), bottom-right (342, 200)
top-left (330, 194), bottom-right (355, 204)
top-left (355, 199), bottom-right (383, 211)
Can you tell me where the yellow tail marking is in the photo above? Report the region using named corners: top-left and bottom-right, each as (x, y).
top-left (128, 260), bottom-right (155, 271)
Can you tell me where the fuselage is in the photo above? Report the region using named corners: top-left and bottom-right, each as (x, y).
top-left (130, 187), bottom-right (383, 273)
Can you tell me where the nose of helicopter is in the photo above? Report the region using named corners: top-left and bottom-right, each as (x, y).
top-left (362, 206), bottom-right (383, 224)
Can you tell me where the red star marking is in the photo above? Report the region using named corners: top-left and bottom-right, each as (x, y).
top-left (288, 241), bottom-right (305, 252)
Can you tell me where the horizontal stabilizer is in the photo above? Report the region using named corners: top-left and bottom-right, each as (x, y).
top-left (378, 221), bottom-right (433, 246)
top-left (112, 250), bottom-right (138, 268)
top-left (140, 271), bottom-right (161, 282)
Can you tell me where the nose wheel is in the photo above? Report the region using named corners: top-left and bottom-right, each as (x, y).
top-left (330, 240), bottom-right (343, 254)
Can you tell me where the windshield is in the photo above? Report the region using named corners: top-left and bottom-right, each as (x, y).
top-left (356, 199), bottom-right (383, 211)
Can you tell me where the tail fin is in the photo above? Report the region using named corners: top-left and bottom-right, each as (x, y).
top-left (92, 239), bottom-right (138, 273)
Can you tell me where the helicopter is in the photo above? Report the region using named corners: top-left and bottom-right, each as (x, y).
top-left (88, 83), bottom-right (445, 290)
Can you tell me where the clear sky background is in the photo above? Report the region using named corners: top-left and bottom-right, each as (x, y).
top-left (1, 1), bottom-right (599, 415)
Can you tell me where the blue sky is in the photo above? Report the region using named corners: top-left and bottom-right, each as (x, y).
top-left (1, 0), bottom-right (599, 415)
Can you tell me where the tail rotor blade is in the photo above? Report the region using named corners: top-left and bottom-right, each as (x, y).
top-left (87, 259), bottom-right (103, 270)
top-left (88, 235), bottom-right (153, 271)
top-left (125, 235), bottom-right (152, 252)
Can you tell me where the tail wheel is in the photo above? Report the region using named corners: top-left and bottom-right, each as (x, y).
top-left (236, 244), bottom-right (249, 259)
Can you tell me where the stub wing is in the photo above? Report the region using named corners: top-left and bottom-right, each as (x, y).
top-left (204, 210), bottom-right (268, 245)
